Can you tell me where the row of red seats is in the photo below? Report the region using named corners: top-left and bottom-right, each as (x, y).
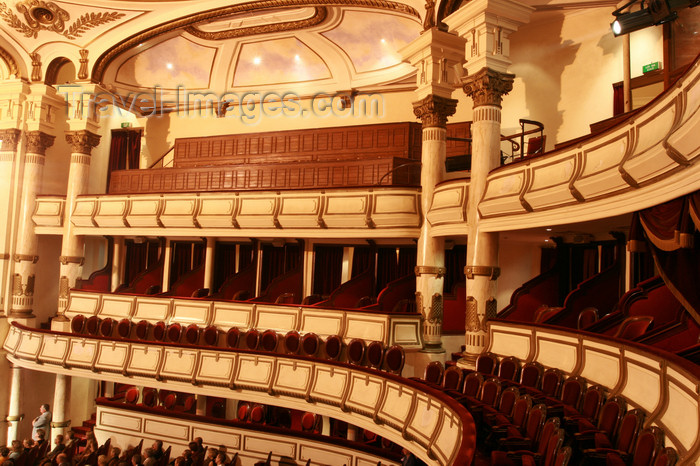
top-left (69, 315), bottom-right (405, 375)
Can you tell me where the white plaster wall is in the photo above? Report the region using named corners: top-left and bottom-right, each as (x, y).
top-left (496, 238), bottom-right (542, 311)
top-left (33, 235), bottom-right (61, 324)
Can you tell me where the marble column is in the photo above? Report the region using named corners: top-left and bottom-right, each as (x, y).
top-left (56, 131), bottom-right (100, 318)
top-left (51, 374), bottom-right (71, 439)
top-left (460, 68), bottom-right (514, 367)
top-left (112, 237), bottom-right (124, 292)
top-left (11, 131), bottom-right (55, 319)
top-left (413, 95), bottom-right (458, 351)
top-left (203, 238), bottom-right (215, 294)
top-left (6, 363), bottom-right (22, 442)
top-left (0, 129), bottom-right (22, 314)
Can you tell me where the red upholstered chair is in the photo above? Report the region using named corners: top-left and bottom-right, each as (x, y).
top-left (117, 318), bottom-right (131, 339)
top-left (275, 292), bottom-right (295, 304)
top-left (166, 323), bottom-right (182, 343)
top-left (347, 338), bottom-right (365, 365)
top-left (526, 135), bottom-right (546, 156)
top-left (563, 384), bottom-right (604, 427)
top-left (244, 328), bottom-right (260, 350)
top-left (152, 321), bottom-right (167, 341)
top-left (300, 412), bottom-right (320, 433)
top-left (461, 372), bottom-right (484, 397)
top-left (423, 360), bottom-right (445, 385)
top-left (260, 330), bottom-right (279, 352)
top-left (99, 318), bottom-right (115, 337)
top-left (546, 375), bottom-right (586, 416)
top-left (211, 400), bottom-right (226, 418)
top-left (135, 320), bottom-right (150, 340)
top-left (125, 387), bottom-right (139, 404)
top-left (71, 314), bottom-right (86, 333)
top-left (605, 427), bottom-right (664, 466)
top-left (582, 409), bottom-right (644, 462)
top-left (554, 446), bottom-right (571, 466)
top-left (226, 327), bottom-right (241, 348)
top-left (85, 315), bottom-right (101, 335)
top-left (323, 334), bottom-right (343, 361)
top-left (202, 326), bottom-right (218, 346)
top-left (184, 324), bottom-right (200, 345)
top-left (237, 402), bottom-right (250, 421)
top-left (653, 447), bottom-right (678, 466)
top-left (496, 403), bottom-right (547, 452)
top-left (493, 416), bottom-right (560, 464)
top-left (158, 389), bottom-right (171, 405)
top-left (283, 330), bottom-right (301, 354)
top-left (520, 361), bottom-right (544, 389)
top-left (476, 352), bottom-right (499, 375)
top-left (487, 394), bottom-right (533, 441)
top-left (575, 396), bottom-right (627, 440)
top-left (249, 404), bottom-right (266, 424)
top-left (162, 393), bottom-right (177, 410)
top-left (366, 340), bottom-right (384, 369)
top-left (498, 356), bottom-right (521, 383)
top-left (301, 294), bottom-right (324, 305)
top-left (191, 288), bottom-right (209, 298)
top-left (484, 386), bottom-right (520, 426)
top-left (383, 345), bottom-right (405, 375)
top-left (442, 366), bottom-right (465, 391)
top-left (578, 307), bottom-right (599, 330)
top-left (614, 316), bottom-right (654, 340)
top-left (141, 388), bottom-right (158, 407)
top-left (301, 332), bottom-right (321, 357)
top-left (182, 395), bottom-right (196, 414)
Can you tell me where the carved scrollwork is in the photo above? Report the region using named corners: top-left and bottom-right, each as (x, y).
top-left (428, 293), bottom-right (443, 324)
top-left (462, 67), bottom-right (514, 108)
top-left (66, 130), bottom-right (100, 155)
top-left (465, 296), bottom-right (479, 332)
top-left (412, 94), bottom-right (458, 128)
top-left (78, 49), bottom-right (88, 79)
top-left (0, 129), bottom-right (22, 151)
top-left (25, 131), bottom-right (54, 155)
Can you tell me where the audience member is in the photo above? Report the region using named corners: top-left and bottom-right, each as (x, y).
top-left (131, 453), bottom-right (142, 466)
top-left (151, 440), bottom-right (164, 461)
top-left (31, 404), bottom-right (51, 442)
top-left (8, 441), bottom-right (22, 460)
top-left (0, 447), bottom-right (10, 466)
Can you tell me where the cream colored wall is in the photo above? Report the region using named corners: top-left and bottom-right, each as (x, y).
top-left (630, 27), bottom-right (664, 78)
top-left (506, 8), bottom-right (624, 147)
top-left (33, 235), bottom-right (61, 324)
top-left (16, 370), bottom-right (56, 442)
top-left (496, 237), bottom-right (542, 312)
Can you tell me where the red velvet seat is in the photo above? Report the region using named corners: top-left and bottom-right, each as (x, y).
top-left (653, 447), bottom-right (678, 466)
top-left (520, 361), bottom-right (544, 389)
top-left (117, 318), bottom-right (131, 339)
top-left (578, 307), bottom-right (600, 330)
top-left (162, 393), bottom-right (177, 410)
top-left (498, 356), bottom-right (521, 382)
top-left (184, 324), bottom-right (200, 345)
top-left (283, 330), bottom-right (301, 354)
top-left (226, 327), bottom-right (240, 348)
top-left (484, 386), bottom-right (520, 427)
top-left (300, 412), bottom-right (320, 433)
top-left (182, 395), bottom-right (196, 413)
top-left (99, 318), bottom-right (115, 337)
top-left (249, 404), bottom-right (265, 423)
top-left (69, 313), bottom-right (85, 334)
top-left (301, 332), bottom-right (320, 357)
top-left (496, 403), bottom-right (547, 452)
top-left (476, 352), bottom-right (500, 375)
top-left (141, 388), bottom-right (158, 407)
top-left (166, 323), bottom-right (182, 343)
top-left (460, 372), bottom-right (484, 398)
top-left (323, 334), bottom-right (343, 361)
top-left (488, 394), bottom-right (533, 441)
top-left (422, 360), bottom-right (444, 385)
top-left (202, 326), bottom-right (218, 346)
top-left (135, 320), bottom-right (150, 340)
top-left (583, 409), bottom-right (645, 462)
top-left (383, 345), bottom-right (405, 375)
top-left (125, 387), bottom-right (139, 404)
top-left (366, 340), bottom-right (384, 369)
top-left (564, 384), bottom-right (604, 427)
top-left (493, 416), bottom-right (560, 464)
top-left (237, 402), bottom-right (250, 421)
top-left (153, 321), bottom-right (167, 341)
top-left (260, 329), bottom-right (279, 352)
top-left (575, 396), bottom-right (626, 440)
top-left (604, 427), bottom-right (664, 466)
top-left (85, 315), bottom-right (101, 335)
top-left (614, 316), bottom-right (654, 340)
top-left (442, 365), bottom-right (465, 391)
top-left (554, 445), bottom-right (572, 466)
top-left (346, 338), bottom-right (365, 365)
top-left (244, 328), bottom-right (260, 350)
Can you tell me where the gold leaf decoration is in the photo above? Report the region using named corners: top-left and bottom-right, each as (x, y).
top-left (62, 11), bottom-right (125, 40)
top-left (0, 2), bottom-right (37, 38)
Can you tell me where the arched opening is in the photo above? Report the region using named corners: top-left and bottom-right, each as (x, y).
top-left (45, 57), bottom-right (75, 85)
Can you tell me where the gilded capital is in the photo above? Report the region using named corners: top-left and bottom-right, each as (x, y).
top-left (0, 129), bottom-right (22, 151)
top-left (25, 131), bottom-right (55, 155)
top-left (462, 67), bottom-right (514, 108)
top-left (66, 130), bottom-right (101, 155)
top-left (412, 94), bottom-right (458, 128)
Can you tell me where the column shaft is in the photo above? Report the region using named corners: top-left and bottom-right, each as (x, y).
top-left (6, 364), bottom-right (22, 442)
top-left (0, 130), bottom-right (21, 314)
top-left (51, 374), bottom-right (71, 439)
top-left (203, 239), bottom-right (215, 294)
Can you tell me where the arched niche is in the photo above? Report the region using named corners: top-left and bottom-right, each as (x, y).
top-left (0, 46), bottom-right (21, 80)
top-left (45, 57), bottom-right (76, 85)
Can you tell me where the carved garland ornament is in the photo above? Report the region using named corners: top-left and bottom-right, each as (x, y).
top-left (462, 67), bottom-right (515, 108)
top-left (0, 46), bottom-right (20, 78)
top-left (0, 1), bottom-right (124, 40)
top-left (412, 94), bottom-right (458, 128)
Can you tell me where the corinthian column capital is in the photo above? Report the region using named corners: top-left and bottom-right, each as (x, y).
top-left (462, 67), bottom-right (514, 108)
top-left (25, 131), bottom-right (55, 155)
top-left (66, 130), bottom-right (101, 155)
top-left (0, 129), bottom-right (22, 151)
top-left (412, 94), bottom-right (458, 128)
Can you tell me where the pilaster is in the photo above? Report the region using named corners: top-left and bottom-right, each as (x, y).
top-left (0, 129), bottom-right (21, 313)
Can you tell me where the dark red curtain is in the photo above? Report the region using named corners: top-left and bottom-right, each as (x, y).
top-left (124, 241), bottom-right (146, 286)
top-left (351, 247), bottom-right (373, 277)
top-left (170, 241), bottom-right (204, 286)
top-left (613, 83), bottom-right (624, 116)
top-left (108, 130), bottom-right (141, 188)
top-left (214, 243), bottom-right (237, 291)
top-left (260, 242), bottom-right (301, 291)
top-left (313, 245), bottom-right (343, 296)
top-left (376, 246), bottom-right (416, 293)
top-left (444, 245), bottom-right (466, 295)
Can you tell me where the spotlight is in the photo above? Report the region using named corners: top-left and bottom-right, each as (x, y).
top-left (611, 0), bottom-right (699, 36)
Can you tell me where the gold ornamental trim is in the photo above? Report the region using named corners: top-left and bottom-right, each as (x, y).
top-left (50, 420), bottom-right (71, 428)
top-left (6, 415), bottom-right (24, 422)
top-left (29, 51), bottom-right (41, 81)
top-left (59, 255), bottom-right (85, 265)
top-left (464, 265), bottom-right (501, 280)
top-left (0, 129), bottom-right (21, 151)
top-left (462, 67), bottom-right (514, 108)
top-left (78, 49), bottom-right (89, 79)
top-left (25, 131), bottom-right (55, 155)
top-left (0, 253), bottom-right (10, 260)
top-left (92, 0), bottom-right (420, 82)
top-left (186, 6), bottom-right (328, 40)
top-left (0, 45), bottom-right (20, 78)
top-left (414, 265), bottom-right (446, 278)
top-left (412, 94), bottom-right (458, 128)
top-left (13, 254), bottom-right (39, 263)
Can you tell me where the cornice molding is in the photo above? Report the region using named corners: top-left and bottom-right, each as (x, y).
top-left (92, 0), bottom-right (420, 82)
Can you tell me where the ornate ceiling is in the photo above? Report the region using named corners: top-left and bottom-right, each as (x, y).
top-left (0, 0), bottom-right (427, 112)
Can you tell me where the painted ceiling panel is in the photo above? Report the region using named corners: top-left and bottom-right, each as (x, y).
top-left (233, 38), bottom-right (330, 87)
top-left (116, 36), bottom-right (216, 89)
top-left (322, 11), bottom-right (421, 73)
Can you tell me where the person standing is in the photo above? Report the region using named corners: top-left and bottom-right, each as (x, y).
top-left (32, 404), bottom-right (51, 441)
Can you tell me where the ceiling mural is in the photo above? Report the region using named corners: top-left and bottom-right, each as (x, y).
top-left (233, 37), bottom-right (330, 87)
top-left (322, 10), bottom-right (421, 73)
top-left (116, 36), bottom-right (217, 89)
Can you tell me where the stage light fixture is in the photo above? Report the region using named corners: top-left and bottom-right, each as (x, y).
top-left (612, 0), bottom-right (700, 36)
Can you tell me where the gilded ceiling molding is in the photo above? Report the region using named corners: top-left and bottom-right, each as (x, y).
top-left (92, 0), bottom-right (420, 82)
top-left (0, 46), bottom-right (20, 78)
top-left (0, 1), bottom-right (124, 40)
top-left (186, 7), bottom-right (328, 40)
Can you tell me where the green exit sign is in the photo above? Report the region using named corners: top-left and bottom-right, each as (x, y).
top-left (643, 61), bottom-right (661, 73)
top-left (120, 122), bottom-right (131, 128)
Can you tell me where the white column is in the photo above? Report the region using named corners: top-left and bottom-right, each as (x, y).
top-left (162, 239), bottom-right (172, 293)
top-left (195, 395), bottom-right (206, 416)
top-left (6, 364), bottom-right (22, 441)
top-left (51, 374), bottom-right (71, 439)
top-left (203, 238), bottom-right (215, 294)
top-left (0, 129), bottom-right (22, 315)
top-left (112, 238), bottom-right (124, 292)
